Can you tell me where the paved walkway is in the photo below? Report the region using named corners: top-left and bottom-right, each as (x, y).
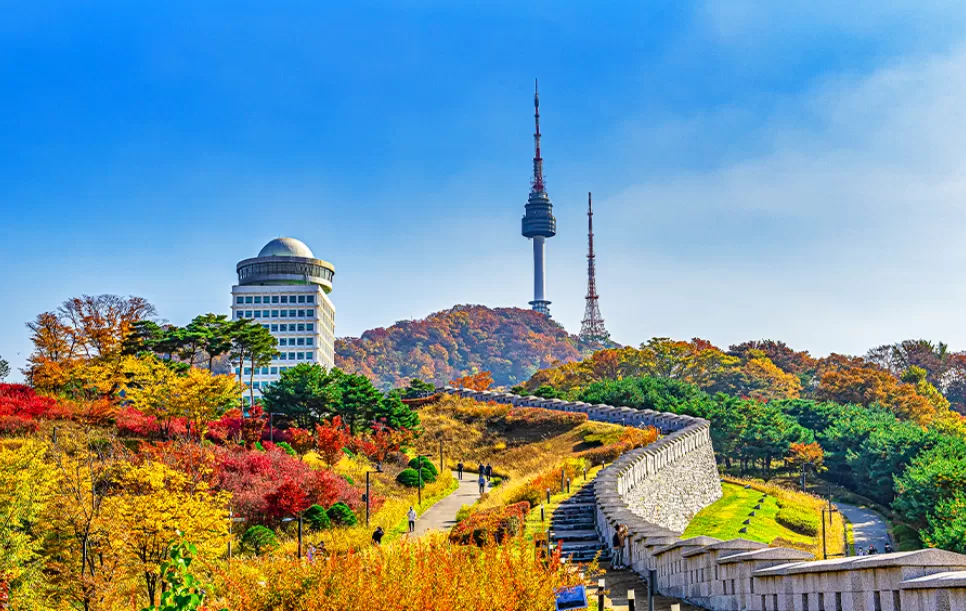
top-left (411, 470), bottom-right (485, 536)
top-left (836, 502), bottom-right (892, 554)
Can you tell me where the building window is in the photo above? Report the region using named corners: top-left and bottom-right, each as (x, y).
top-left (254, 311), bottom-right (261, 318)
top-left (262, 310), bottom-right (269, 317)
top-left (281, 296), bottom-right (288, 304)
top-left (306, 338), bottom-right (313, 346)
top-left (279, 338), bottom-right (287, 347)
top-left (271, 324), bottom-right (278, 332)
top-left (279, 353), bottom-right (287, 361)
top-left (306, 323), bottom-right (314, 331)
top-left (270, 367), bottom-right (278, 375)
top-left (289, 352), bottom-right (296, 360)
top-left (235, 367), bottom-right (241, 375)
top-left (245, 310), bottom-right (253, 317)
top-left (306, 295), bottom-right (314, 304)
top-left (245, 297), bottom-right (253, 304)
top-left (254, 296), bottom-right (261, 304)
top-left (296, 352), bottom-right (304, 360)
top-left (244, 368), bottom-right (251, 376)
top-left (297, 324), bottom-right (305, 332)
top-left (289, 309), bottom-right (297, 317)
top-left (236, 296), bottom-right (243, 304)
top-left (306, 353), bottom-right (314, 361)
top-left (262, 324), bottom-right (269, 330)
top-left (271, 310), bottom-right (278, 317)
top-left (235, 311), bottom-right (243, 319)
top-left (272, 296), bottom-right (279, 303)
top-left (296, 338), bottom-right (305, 346)
top-left (280, 310), bottom-right (287, 318)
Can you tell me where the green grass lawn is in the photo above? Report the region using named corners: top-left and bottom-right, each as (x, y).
top-left (682, 482), bottom-right (812, 547)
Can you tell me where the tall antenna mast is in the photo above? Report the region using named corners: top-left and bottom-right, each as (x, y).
top-left (531, 79), bottom-right (544, 193)
top-left (579, 192), bottom-right (609, 343)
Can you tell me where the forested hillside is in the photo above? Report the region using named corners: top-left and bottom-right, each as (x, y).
top-left (335, 305), bottom-right (588, 389)
top-left (521, 338), bottom-right (966, 551)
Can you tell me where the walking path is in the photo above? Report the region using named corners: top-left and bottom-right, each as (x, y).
top-left (412, 470), bottom-right (485, 536)
top-left (836, 502), bottom-right (892, 554)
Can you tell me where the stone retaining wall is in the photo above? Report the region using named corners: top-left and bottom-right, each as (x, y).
top-left (443, 387), bottom-right (966, 610)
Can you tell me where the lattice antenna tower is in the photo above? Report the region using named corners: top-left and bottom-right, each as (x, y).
top-left (579, 192), bottom-right (609, 343)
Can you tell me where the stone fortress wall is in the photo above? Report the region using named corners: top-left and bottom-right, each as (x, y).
top-left (443, 387), bottom-right (966, 611)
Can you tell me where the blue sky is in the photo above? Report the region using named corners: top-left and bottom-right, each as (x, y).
top-left (3, 1), bottom-right (966, 380)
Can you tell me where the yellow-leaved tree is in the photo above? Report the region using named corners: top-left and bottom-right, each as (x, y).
top-left (168, 367), bottom-right (240, 439)
top-left (103, 461), bottom-right (230, 606)
top-left (122, 355), bottom-right (240, 438)
top-left (0, 439), bottom-right (59, 606)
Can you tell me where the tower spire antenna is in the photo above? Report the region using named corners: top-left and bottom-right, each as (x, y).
top-left (580, 191), bottom-right (610, 343)
top-left (532, 78), bottom-right (544, 193)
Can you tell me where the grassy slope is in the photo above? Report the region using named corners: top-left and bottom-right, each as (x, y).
top-left (683, 483), bottom-right (812, 547)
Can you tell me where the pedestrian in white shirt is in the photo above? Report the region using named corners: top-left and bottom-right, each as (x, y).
top-left (407, 506), bottom-right (417, 533)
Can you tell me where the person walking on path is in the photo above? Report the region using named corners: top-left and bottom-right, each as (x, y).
top-left (307, 544), bottom-right (316, 562)
top-left (372, 526), bottom-right (385, 545)
top-left (478, 473), bottom-right (486, 495)
top-left (478, 462), bottom-right (485, 478)
top-left (485, 463), bottom-right (493, 482)
top-left (407, 506), bottom-right (417, 534)
top-left (457, 461), bottom-right (464, 480)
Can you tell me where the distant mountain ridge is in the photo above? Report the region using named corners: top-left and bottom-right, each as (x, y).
top-left (335, 305), bottom-right (589, 389)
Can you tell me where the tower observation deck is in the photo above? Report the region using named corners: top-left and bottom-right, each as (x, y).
top-left (521, 80), bottom-right (556, 317)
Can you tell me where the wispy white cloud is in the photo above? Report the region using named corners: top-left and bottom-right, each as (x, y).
top-left (587, 45), bottom-right (966, 355)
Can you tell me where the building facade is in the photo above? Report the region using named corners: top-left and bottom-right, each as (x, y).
top-left (231, 237), bottom-right (336, 398)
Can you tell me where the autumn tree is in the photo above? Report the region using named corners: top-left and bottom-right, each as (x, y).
top-left (314, 417), bottom-right (351, 467)
top-left (787, 442), bottom-right (825, 489)
top-left (104, 461), bottom-right (229, 606)
top-left (168, 367), bottom-right (240, 439)
top-left (0, 440), bottom-right (58, 607)
top-left (450, 371), bottom-right (494, 391)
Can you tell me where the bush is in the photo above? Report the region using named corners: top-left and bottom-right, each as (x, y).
top-left (275, 442), bottom-right (297, 457)
top-left (304, 504), bottom-right (331, 531)
top-left (397, 468), bottom-right (425, 488)
top-left (327, 502), bottom-right (358, 527)
top-left (578, 442), bottom-right (631, 466)
top-left (503, 407), bottom-right (587, 429)
top-left (776, 504), bottom-right (819, 536)
top-left (241, 525), bottom-right (279, 556)
top-left (449, 502), bottom-right (530, 546)
top-left (455, 504), bottom-right (474, 524)
top-left (408, 456), bottom-right (438, 477)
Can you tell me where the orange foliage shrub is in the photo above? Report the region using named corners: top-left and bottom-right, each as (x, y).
top-left (449, 501), bottom-right (530, 545)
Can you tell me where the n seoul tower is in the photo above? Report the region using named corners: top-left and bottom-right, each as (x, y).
top-left (521, 80), bottom-right (556, 317)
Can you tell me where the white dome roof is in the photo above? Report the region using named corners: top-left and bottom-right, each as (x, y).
top-left (257, 237), bottom-right (315, 259)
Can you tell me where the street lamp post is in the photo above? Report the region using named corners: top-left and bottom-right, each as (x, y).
top-left (281, 513), bottom-right (304, 559)
top-left (439, 439), bottom-right (444, 475)
top-left (227, 506), bottom-right (246, 560)
top-left (417, 456), bottom-right (423, 506)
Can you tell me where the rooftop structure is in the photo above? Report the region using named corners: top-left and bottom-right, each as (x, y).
top-left (231, 237), bottom-right (336, 398)
top-left (521, 79), bottom-right (556, 317)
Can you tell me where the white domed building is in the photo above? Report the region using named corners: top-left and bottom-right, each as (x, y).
top-left (231, 237), bottom-right (336, 397)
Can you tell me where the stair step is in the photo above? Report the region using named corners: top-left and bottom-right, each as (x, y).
top-left (550, 529), bottom-right (599, 540)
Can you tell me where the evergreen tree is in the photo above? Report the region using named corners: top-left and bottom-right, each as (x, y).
top-left (261, 364), bottom-right (341, 428)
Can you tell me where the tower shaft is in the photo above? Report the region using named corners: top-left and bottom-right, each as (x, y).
top-left (580, 192), bottom-right (609, 342)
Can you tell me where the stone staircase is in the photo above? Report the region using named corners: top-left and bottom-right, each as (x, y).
top-left (550, 483), bottom-right (612, 564)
